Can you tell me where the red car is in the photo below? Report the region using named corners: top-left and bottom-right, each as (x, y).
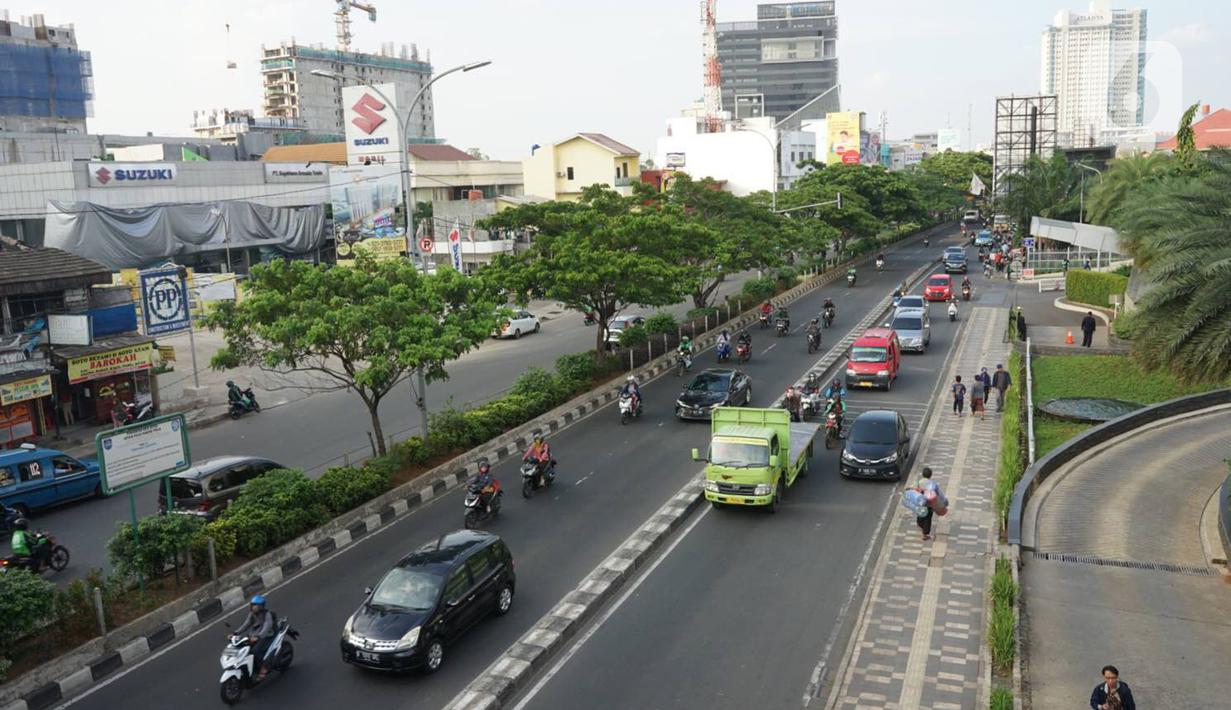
top-left (924, 274), bottom-right (953, 302)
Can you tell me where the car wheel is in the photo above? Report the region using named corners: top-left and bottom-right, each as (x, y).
top-left (534, 322), bottom-right (541, 333)
top-left (711, 500), bottom-right (724, 510)
top-left (422, 638), bottom-right (444, 674)
top-left (495, 584), bottom-right (514, 616)
top-left (513, 328), bottom-right (521, 339)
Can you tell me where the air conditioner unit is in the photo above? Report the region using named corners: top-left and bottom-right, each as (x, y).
top-left (556, 171), bottom-right (567, 178)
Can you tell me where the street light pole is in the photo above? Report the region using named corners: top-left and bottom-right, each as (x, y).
top-left (311, 61), bottom-right (491, 441)
top-left (1075, 163), bottom-right (1102, 224)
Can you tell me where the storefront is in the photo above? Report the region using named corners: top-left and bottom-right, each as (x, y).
top-left (52, 335), bottom-right (156, 426)
top-left (0, 371), bottom-right (54, 446)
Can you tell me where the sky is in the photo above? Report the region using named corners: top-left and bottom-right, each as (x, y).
top-left (17, 0), bottom-right (1231, 160)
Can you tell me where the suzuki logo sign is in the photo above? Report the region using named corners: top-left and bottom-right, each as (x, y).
top-left (94, 166), bottom-right (113, 184)
top-left (87, 162), bottom-right (178, 187)
top-left (350, 93), bottom-right (387, 135)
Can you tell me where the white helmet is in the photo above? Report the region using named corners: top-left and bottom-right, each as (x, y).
top-left (626, 375), bottom-right (636, 383)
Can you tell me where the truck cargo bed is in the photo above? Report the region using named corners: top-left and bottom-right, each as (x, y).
top-left (789, 421), bottom-right (821, 465)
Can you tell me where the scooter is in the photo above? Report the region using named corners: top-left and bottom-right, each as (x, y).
top-left (716, 341), bottom-right (732, 363)
top-left (521, 458), bottom-right (556, 498)
top-left (824, 406), bottom-right (843, 450)
top-left (962, 284), bottom-right (972, 301)
top-left (463, 476), bottom-right (502, 529)
top-left (948, 303), bottom-right (958, 322)
top-left (583, 311), bottom-right (598, 326)
top-left (822, 307), bottom-right (835, 329)
top-left (228, 388), bottom-right (261, 420)
top-left (114, 401), bottom-right (154, 425)
top-left (775, 318), bottom-right (790, 337)
top-left (847, 272), bottom-right (856, 288)
top-left (923, 237), bottom-right (930, 248)
top-left (618, 393), bottom-right (641, 425)
top-left (758, 312), bottom-right (770, 329)
top-left (875, 257), bottom-right (885, 271)
top-left (892, 293), bottom-right (903, 308)
top-left (735, 340), bottom-right (751, 365)
top-left (806, 329), bottom-right (821, 354)
top-left (0, 531), bottom-right (69, 575)
top-left (219, 618), bottom-right (298, 705)
top-left (675, 352), bottom-right (693, 376)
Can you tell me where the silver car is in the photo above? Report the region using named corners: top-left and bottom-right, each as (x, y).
top-left (895, 295), bottom-right (926, 313)
top-left (889, 308), bottom-right (930, 353)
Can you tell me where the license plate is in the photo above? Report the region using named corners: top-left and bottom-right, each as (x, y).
top-left (860, 382), bottom-right (873, 388)
top-left (356, 651), bottom-right (381, 663)
top-left (861, 468), bottom-right (876, 475)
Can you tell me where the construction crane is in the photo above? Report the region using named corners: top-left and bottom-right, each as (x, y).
top-left (701, 0), bottom-right (723, 133)
top-left (335, 0), bottom-right (377, 52)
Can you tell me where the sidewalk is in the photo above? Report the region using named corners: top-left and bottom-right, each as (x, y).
top-left (826, 306), bottom-right (1010, 710)
top-left (1021, 407), bottom-right (1231, 710)
top-left (1010, 285), bottom-right (1118, 350)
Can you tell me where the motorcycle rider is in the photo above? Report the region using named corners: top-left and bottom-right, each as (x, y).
top-left (876, 252), bottom-right (886, 269)
top-left (226, 381), bottom-right (251, 412)
top-left (620, 375), bottom-right (642, 414)
top-left (823, 377), bottom-right (847, 409)
top-left (677, 335), bottom-right (694, 368)
top-left (961, 275), bottom-right (972, 290)
top-left (716, 329), bottom-right (731, 357)
top-left (759, 301), bottom-right (773, 324)
top-left (806, 317), bottom-right (821, 347)
top-left (471, 459), bottom-right (499, 514)
top-left (523, 431), bottom-right (553, 476)
top-left (846, 266), bottom-right (857, 284)
top-left (822, 297), bottom-right (836, 316)
top-left (9, 518), bottom-right (50, 572)
top-left (234, 595), bottom-right (276, 682)
top-left (782, 386), bottom-right (803, 422)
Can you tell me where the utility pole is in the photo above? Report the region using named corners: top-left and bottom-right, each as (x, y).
top-left (967, 103), bottom-right (973, 151)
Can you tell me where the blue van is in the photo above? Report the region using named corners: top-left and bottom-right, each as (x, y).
top-left (0, 444), bottom-right (101, 518)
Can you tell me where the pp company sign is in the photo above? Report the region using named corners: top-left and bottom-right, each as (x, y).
top-left (139, 268), bottom-right (191, 335)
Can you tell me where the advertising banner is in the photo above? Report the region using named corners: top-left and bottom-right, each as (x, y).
top-left (0, 375), bottom-right (53, 406)
top-left (937, 128), bottom-right (961, 152)
top-left (139, 268), bottom-right (191, 335)
top-left (826, 112), bottom-right (862, 165)
top-left (330, 165), bottom-right (405, 264)
top-left (67, 343), bottom-right (154, 384)
top-left (87, 162), bottom-right (178, 187)
top-left (47, 314), bottom-right (92, 345)
top-left (448, 222), bottom-right (463, 271)
top-left (342, 83), bottom-right (403, 170)
top-left (665, 152), bottom-right (686, 168)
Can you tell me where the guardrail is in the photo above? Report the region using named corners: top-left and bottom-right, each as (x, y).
top-left (1220, 472), bottom-right (1231, 562)
top-left (1008, 389), bottom-right (1231, 546)
top-left (1024, 337), bottom-right (1035, 465)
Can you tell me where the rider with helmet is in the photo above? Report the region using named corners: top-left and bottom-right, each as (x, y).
top-left (524, 431), bottom-right (553, 474)
top-left (677, 335), bottom-right (694, 369)
top-left (620, 375), bottom-right (642, 414)
top-left (234, 595), bottom-right (276, 681)
top-left (226, 380), bottom-right (244, 407)
top-left (471, 459), bottom-right (500, 513)
top-left (9, 517), bottom-right (49, 572)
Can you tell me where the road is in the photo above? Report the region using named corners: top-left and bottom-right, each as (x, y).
top-left (35, 274), bottom-right (754, 575)
top-left (63, 225), bottom-right (954, 710)
top-left (509, 255), bottom-right (979, 710)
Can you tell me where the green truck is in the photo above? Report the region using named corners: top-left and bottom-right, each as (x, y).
top-left (693, 407), bottom-right (821, 512)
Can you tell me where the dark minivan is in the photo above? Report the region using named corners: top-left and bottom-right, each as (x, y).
top-left (839, 410), bottom-right (911, 480)
top-left (156, 456), bottom-right (283, 520)
top-left (340, 530), bottom-right (515, 674)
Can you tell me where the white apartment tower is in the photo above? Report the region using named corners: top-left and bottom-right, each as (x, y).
top-left (260, 41), bottom-right (435, 141)
top-left (1041, 1), bottom-right (1146, 147)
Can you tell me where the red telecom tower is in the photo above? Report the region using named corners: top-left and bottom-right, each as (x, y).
top-left (701, 0), bottom-right (723, 133)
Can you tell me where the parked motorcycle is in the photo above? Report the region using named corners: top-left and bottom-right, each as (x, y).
top-left (114, 400), bottom-right (154, 426)
top-left (463, 476), bottom-right (502, 529)
top-left (806, 329), bottom-right (821, 354)
top-left (775, 318), bottom-right (789, 337)
top-left (521, 459), bottom-right (556, 498)
top-left (716, 341), bottom-right (732, 363)
top-left (822, 307), bottom-right (835, 329)
top-left (0, 530), bottom-right (69, 575)
top-left (618, 393), bottom-right (641, 425)
top-left (735, 341), bottom-right (751, 365)
top-left (228, 387), bottom-right (261, 420)
top-left (219, 618), bottom-right (298, 705)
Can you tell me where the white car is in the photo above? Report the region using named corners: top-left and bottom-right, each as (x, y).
top-left (606, 314), bottom-right (646, 347)
top-left (496, 309), bottom-right (540, 339)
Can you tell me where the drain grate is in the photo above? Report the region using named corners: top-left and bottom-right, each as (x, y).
top-left (1029, 550), bottom-right (1220, 577)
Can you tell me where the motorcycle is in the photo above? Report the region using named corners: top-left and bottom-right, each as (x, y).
top-left (463, 476), bottom-right (502, 529)
top-left (962, 284), bottom-right (972, 301)
top-left (521, 458), bottom-right (556, 498)
top-left (846, 272), bottom-right (856, 288)
top-left (806, 329), bottom-right (821, 354)
top-left (875, 257), bottom-right (885, 271)
top-left (716, 341), bottom-right (732, 363)
top-left (800, 376), bottom-right (824, 420)
top-left (219, 618), bottom-right (298, 705)
top-left (114, 400), bottom-right (153, 426)
top-left (0, 531), bottom-right (70, 575)
top-left (822, 307), bottom-right (835, 329)
top-left (618, 393), bottom-right (641, 425)
top-left (824, 404), bottom-right (843, 450)
top-left (735, 340), bottom-right (751, 364)
top-left (675, 352), bottom-right (693, 376)
top-left (892, 293), bottom-right (903, 308)
top-left (948, 303), bottom-right (958, 322)
top-left (923, 237), bottom-right (930, 247)
top-left (775, 318), bottom-right (789, 337)
top-left (583, 312), bottom-right (598, 326)
top-left (228, 387), bottom-right (261, 420)
top-left (758, 312), bottom-right (770, 329)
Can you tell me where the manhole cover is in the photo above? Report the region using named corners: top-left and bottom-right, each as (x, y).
top-left (1038, 397), bottom-right (1144, 422)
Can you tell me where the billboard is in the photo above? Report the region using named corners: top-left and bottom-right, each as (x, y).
top-left (937, 128), bottom-right (961, 152)
top-left (139, 268), bottom-right (191, 335)
top-left (826, 112), bottom-right (862, 165)
top-left (342, 82), bottom-right (403, 170)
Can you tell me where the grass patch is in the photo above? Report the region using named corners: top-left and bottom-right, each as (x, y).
top-left (988, 555), bottom-right (1018, 675)
top-left (989, 686), bottom-right (1014, 710)
top-left (993, 352), bottom-right (1025, 531)
top-left (1033, 416), bottom-right (1093, 458)
top-left (1032, 354), bottom-right (1220, 405)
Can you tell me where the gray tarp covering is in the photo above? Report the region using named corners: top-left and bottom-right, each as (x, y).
top-left (42, 200), bottom-right (327, 270)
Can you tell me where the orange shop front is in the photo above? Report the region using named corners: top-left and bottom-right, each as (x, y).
top-left (0, 372), bottom-right (54, 446)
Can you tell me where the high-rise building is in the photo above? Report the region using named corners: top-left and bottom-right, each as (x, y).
top-left (716, 2), bottom-right (840, 124)
top-left (1041, 1), bottom-right (1147, 147)
top-left (260, 41), bottom-right (435, 141)
top-left (0, 10), bottom-right (93, 134)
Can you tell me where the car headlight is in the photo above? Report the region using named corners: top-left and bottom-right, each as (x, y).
top-left (754, 483), bottom-right (772, 496)
top-left (676, 400), bottom-right (688, 409)
top-left (877, 370), bottom-right (889, 377)
top-left (343, 615), bottom-right (357, 644)
top-left (841, 449), bottom-right (855, 461)
top-left (395, 625), bottom-right (420, 651)
top-left (846, 369), bottom-right (857, 376)
top-left (703, 480), bottom-right (718, 492)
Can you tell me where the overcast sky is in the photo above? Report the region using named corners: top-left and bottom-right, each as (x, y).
top-left (17, 0), bottom-right (1230, 160)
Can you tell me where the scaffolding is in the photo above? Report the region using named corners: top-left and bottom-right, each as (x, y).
top-left (0, 43), bottom-right (93, 120)
top-left (992, 95), bottom-right (1057, 197)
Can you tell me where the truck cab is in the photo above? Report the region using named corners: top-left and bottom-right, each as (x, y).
top-left (845, 328), bottom-right (901, 391)
top-left (693, 407), bottom-right (818, 513)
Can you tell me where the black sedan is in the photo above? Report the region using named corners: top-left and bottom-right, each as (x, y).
top-left (839, 410), bottom-right (911, 480)
top-left (675, 368), bottom-right (751, 420)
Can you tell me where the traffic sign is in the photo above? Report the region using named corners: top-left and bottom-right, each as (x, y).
top-left (419, 236), bottom-right (435, 253)
top-left (1022, 238), bottom-right (1035, 248)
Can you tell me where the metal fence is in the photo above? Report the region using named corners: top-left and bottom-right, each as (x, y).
top-left (1025, 248), bottom-right (1123, 275)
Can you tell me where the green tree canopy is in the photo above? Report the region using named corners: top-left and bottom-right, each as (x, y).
top-left (998, 153), bottom-right (1080, 229)
top-left (205, 256), bottom-right (501, 453)
top-left (1084, 151), bottom-right (1174, 229)
top-left (917, 151), bottom-right (993, 192)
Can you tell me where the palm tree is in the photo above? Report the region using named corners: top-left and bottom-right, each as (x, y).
top-left (1084, 152), bottom-right (1173, 228)
top-left (1115, 157), bottom-right (1231, 382)
top-left (998, 153), bottom-right (1080, 230)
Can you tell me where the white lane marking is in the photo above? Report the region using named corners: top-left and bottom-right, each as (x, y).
top-left (574, 472), bottom-right (594, 486)
top-left (762, 343), bottom-right (777, 354)
top-left (510, 505), bottom-right (712, 710)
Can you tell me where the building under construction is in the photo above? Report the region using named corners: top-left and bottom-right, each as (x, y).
top-left (992, 94), bottom-right (1058, 197)
top-left (0, 10), bottom-right (93, 134)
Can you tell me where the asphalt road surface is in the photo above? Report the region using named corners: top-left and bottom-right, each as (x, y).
top-left (62, 225), bottom-right (963, 710)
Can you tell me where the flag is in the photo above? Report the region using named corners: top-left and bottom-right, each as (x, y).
top-left (969, 172), bottom-right (986, 196)
top-left (448, 220), bottom-right (462, 271)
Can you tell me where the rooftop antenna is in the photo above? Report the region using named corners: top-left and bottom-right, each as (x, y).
top-left (335, 0), bottom-right (377, 52)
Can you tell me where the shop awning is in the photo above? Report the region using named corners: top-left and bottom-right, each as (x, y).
top-left (52, 334), bottom-right (156, 385)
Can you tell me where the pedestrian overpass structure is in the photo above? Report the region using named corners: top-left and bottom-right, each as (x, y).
top-left (1027, 217), bottom-right (1126, 273)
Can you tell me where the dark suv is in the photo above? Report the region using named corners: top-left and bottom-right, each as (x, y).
top-left (156, 456), bottom-right (283, 520)
top-left (839, 410), bottom-right (911, 480)
top-left (340, 530), bottom-right (515, 674)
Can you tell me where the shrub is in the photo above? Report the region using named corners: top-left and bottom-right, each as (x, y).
top-left (988, 597), bottom-right (1016, 673)
top-left (1065, 269), bottom-right (1128, 308)
top-left (990, 687), bottom-right (1014, 710)
top-left (773, 267), bottom-right (798, 290)
top-left (220, 468), bottom-right (328, 556)
top-left (0, 569), bottom-right (56, 674)
top-left (644, 311), bottom-right (677, 336)
top-left (618, 324), bottom-right (648, 348)
top-left (427, 407), bottom-right (478, 456)
top-left (191, 518), bottom-right (238, 574)
top-left (314, 464), bottom-right (391, 517)
top-left (553, 354), bottom-right (598, 391)
top-left (1111, 264), bottom-right (1132, 278)
top-left (741, 276), bottom-right (776, 302)
top-left (993, 352), bottom-right (1025, 531)
top-left (54, 570), bottom-right (117, 637)
top-left (107, 513), bottom-right (204, 581)
top-left (1111, 309), bottom-right (1140, 340)
top-left (685, 306), bottom-right (718, 321)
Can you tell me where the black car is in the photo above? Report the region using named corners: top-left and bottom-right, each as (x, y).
top-left (943, 250), bottom-right (968, 273)
top-left (675, 368), bottom-right (752, 420)
top-left (340, 530), bottom-right (515, 674)
top-left (839, 410), bottom-right (911, 480)
top-left (156, 456), bottom-right (284, 520)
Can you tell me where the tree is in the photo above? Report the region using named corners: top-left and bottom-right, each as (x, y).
top-left (998, 153), bottom-right (1080, 229)
top-left (1084, 152), bottom-right (1173, 228)
top-left (1114, 157), bottom-right (1231, 382)
top-left (481, 191), bottom-right (697, 355)
top-left (206, 256), bottom-right (501, 454)
top-left (1174, 101), bottom-right (1201, 173)
top-left (776, 174), bottom-right (879, 256)
top-left (917, 151), bottom-right (993, 192)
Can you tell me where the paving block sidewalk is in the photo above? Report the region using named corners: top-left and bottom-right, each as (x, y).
top-left (827, 306), bottom-right (1010, 710)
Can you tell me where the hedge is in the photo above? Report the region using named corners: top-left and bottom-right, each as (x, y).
top-left (993, 352), bottom-right (1025, 532)
top-left (108, 514), bottom-right (203, 581)
top-left (0, 569), bottom-right (56, 678)
top-left (644, 311), bottom-right (678, 336)
top-left (1065, 269), bottom-right (1128, 308)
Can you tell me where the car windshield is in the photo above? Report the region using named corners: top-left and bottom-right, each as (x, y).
top-left (898, 297), bottom-right (924, 308)
top-left (371, 567), bottom-right (443, 610)
top-left (928, 277), bottom-right (949, 286)
top-left (710, 439), bottom-right (769, 468)
top-left (852, 419), bottom-right (898, 445)
top-left (851, 346), bottom-right (887, 363)
top-left (687, 373), bottom-right (730, 392)
top-left (892, 316), bottom-right (922, 331)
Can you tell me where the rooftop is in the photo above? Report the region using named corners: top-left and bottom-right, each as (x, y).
top-left (0, 247), bottom-right (111, 296)
top-left (570, 133), bottom-right (640, 156)
top-left (1156, 108), bottom-right (1231, 151)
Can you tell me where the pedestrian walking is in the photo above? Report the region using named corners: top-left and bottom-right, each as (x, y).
top-left (951, 375), bottom-right (966, 416)
top-left (1081, 310), bottom-right (1097, 347)
top-left (1016, 307), bottom-right (1028, 341)
top-left (1084, 257), bottom-right (1093, 270)
top-left (1062, 257), bottom-right (1070, 273)
top-left (992, 363), bottom-right (1012, 411)
top-left (976, 366), bottom-right (992, 395)
top-left (914, 467), bottom-right (947, 541)
top-left (1090, 664), bottom-right (1135, 710)
top-left (970, 374), bottom-right (986, 420)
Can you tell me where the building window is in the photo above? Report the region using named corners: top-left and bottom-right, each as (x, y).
top-left (4, 292), bottom-right (65, 334)
top-left (566, 167), bottom-right (575, 181)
